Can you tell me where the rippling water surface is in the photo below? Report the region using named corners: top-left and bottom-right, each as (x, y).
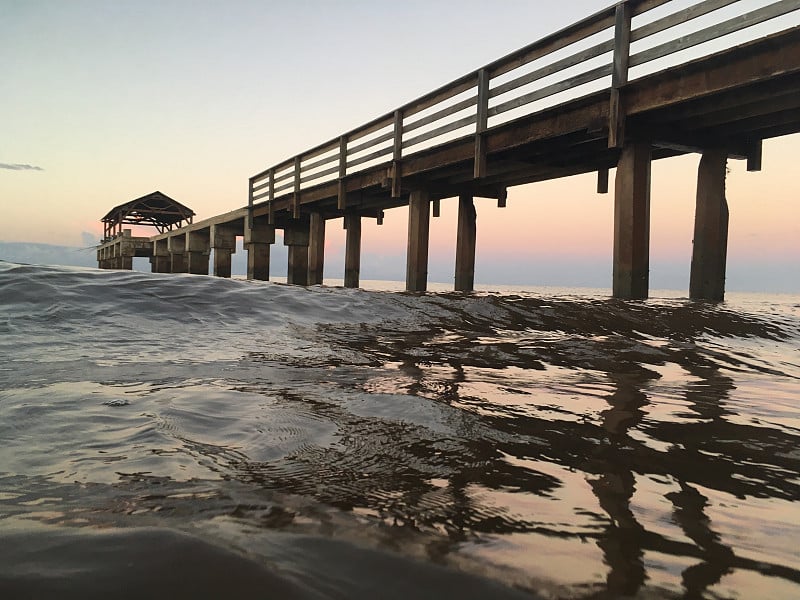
top-left (1, 261), bottom-right (798, 599)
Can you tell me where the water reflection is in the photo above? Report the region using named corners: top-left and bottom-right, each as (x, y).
top-left (278, 295), bottom-right (800, 596)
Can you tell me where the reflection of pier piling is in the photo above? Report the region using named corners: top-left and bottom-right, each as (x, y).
top-left (96, 0), bottom-right (800, 301)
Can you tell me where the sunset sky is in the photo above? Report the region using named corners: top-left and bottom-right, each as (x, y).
top-left (2, 0), bottom-right (798, 292)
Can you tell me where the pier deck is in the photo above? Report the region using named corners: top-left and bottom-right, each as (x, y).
top-left (97, 0), bottom-right (800, 299)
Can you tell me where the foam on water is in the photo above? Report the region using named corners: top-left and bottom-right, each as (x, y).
top-left (1, 261), bottom-right (798, 598)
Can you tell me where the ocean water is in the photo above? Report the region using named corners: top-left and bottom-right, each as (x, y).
top-left (0, 261), bottom-right (798, 599)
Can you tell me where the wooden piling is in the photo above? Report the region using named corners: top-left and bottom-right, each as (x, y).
top-left (247, 243), bottom-right (271, 281)
top-left (245, 216), bottom-right (275, 281)
top-left (455, 195), bottom-right (477, 292)
top-left (186, 230), bottom-right (210, 275)
top-left (406, 190), bottom-right (431, 292)
top-left (308, 213), bottom-right (326, 285)
top-left (613, 141), bottom-right (651, 299)
top-left (210, 224), bottom-right (236, 278)
top-left (284, 217), bottom-right (311, 286)
top-left (690, 149), bottom-right (729, 301)
top-left (167, 236), bottom-right (188, 273)
top-left (344, 214), bottom-right (361, 288)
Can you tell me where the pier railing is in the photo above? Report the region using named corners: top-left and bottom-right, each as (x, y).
top-left (249, 0), bottom-right (800, 220)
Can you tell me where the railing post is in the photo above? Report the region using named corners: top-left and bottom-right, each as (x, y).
top-left (247, 177), bottom-right (254, 230)
top-left (474, 68), bottom-right (490, 178)
top-left (391, 109), bottom-right (403, 198)
top-left (338, 135), bottom-right (347, 210)
top-left (293, 156), bottom-right (301, 219)
top-left (609, 1), bottom-right (632, 149)
top-left (268, 168), bottom-right (275, 225)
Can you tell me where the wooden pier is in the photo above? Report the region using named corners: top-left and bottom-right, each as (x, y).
top-left (97, 0), bottom-right (800, 300)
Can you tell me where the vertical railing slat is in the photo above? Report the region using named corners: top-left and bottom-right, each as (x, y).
top-left (338, 135), bottom-right (348, 210)
top-left (474, 69), bottom-right (490, 178)
top-left (391, 109), bottom-right (403, 197)
top-left (609, 1), bottom-right (633, 148)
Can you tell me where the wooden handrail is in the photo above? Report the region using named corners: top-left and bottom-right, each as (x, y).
top-left (248, 0), bottom-right (800, 215)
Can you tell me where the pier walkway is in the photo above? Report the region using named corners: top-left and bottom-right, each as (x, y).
top-left (97, 0), bottom-right (800, 300)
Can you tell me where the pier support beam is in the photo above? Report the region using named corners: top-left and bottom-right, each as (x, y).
top-left (406, 190), bottom-right (431, 292)
top-left (613, 142), bottom-right (651, 299)
top-left (167, 236), bottom-right (188, 273)
top-left (151, 239), bottom-right (170, 273)
top-left (308, 213), bottom-right (326, 285)
top-left (244, 216), bottom-right (275, 281)
top-left (284, 217), bottom-right (310, 286)
top-left (118, 230), bottom-right (135, 271)
top-left (344, 214), bottom-right (361, 288)
top-left (690, 149), bottom-right (729, 301)
top-left (210, 224), bottom-right (237, 278)
top-left (455, 195), bottom-right (477, 292)
top-left (186, 230), bottom-right (210, 275)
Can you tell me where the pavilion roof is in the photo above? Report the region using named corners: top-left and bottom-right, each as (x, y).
top-left (101, 191), bottom-right (194, 233)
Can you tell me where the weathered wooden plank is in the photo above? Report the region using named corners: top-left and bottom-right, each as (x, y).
top-left (308, 212), bottom-right (325, 285)
top-left (293, 156), bottom-right (301, 219)
top-left (609, 2), bottom-right (632, 148)
top-left (403, 114), bottom-right (478, 150)
top-left (393, 110), bottom-right (403, 160)
top-left (486, 5), bottom-right (616, 79)
top-left (403, 95), bottom-right (478, 133)
top-left (490, 39), bottom-right (615, 100)
top-left (267, 169), bottom-right (275, 225)
top-left (300, 139), bottom-right (340, 163)
top-left (747, 139), bottom-right (762, 171)
top-left (402, 79), bottom-right (475, 119)
top-left (300, 164), bottom-right (340, 186)
top-left (338, 135), bottom-right (348, 210)
top-left (301, 152), bottom-right (340, 174)
top-left (625, 28), bottom-right (800, 116)
top-left (613, 141), bottom-right (651, 300)
top-left (392, 110), bottom-right (403, 198)
top-left (406, 190), bottom-right (431, 292)
top-left (597, 168), bottom-right (610, 194)
top-left (346, 145), bottom-right (394, 169)
top-left (347, 130), bottom-right (395, 156)
top-left (475, 69), bottom-right (490, 178)
top-left (632, 0), bottom-right (739, 42)
top-left (344, 214), bottom-right (361, 288)
top-left (630, 1), bottom-right (800, 70)
top-left (489, 64), bottom-right (612, 118)
top-left (346, 114), bottom-right (395, 143)
top-left (690, 149), bottom-right (729, 301)
top-left (272, 180), bottom-right (294, 195)
top-left (454, 195), bottom-right (476, 292)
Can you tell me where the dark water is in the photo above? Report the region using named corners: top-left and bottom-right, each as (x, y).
top-left (1, 262), bottom-right (798, 599)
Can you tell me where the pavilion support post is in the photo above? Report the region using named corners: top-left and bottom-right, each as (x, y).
top-left (308, 212), bottom-right (326, 285)
top-left (210, 224), bottom-right (237, 278)
top-left (406, 190), bottom-right (431, 292)
top-left (344, 213), bottom-right (361, 288)
top-left (690, 149), bottom-right (729, 301)
top-left (167, 235), bottom-right (188, 273)
top-left (284, 216), bottom-right (310, 286)
top-left (455, 195), bottom-right (477, 292)
top-left (244, 216), bottom-right (275, 281)
top-left (613, 141), bottom-right (651, 299)
top-left (186, 230), bottom-right (210, 275)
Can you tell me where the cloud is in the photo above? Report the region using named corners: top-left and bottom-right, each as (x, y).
top-left (0, 163), bottom-right (44, 171)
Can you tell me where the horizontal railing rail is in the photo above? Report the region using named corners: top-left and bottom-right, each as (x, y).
top-left (248, 0), bottom-right (800, 221)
